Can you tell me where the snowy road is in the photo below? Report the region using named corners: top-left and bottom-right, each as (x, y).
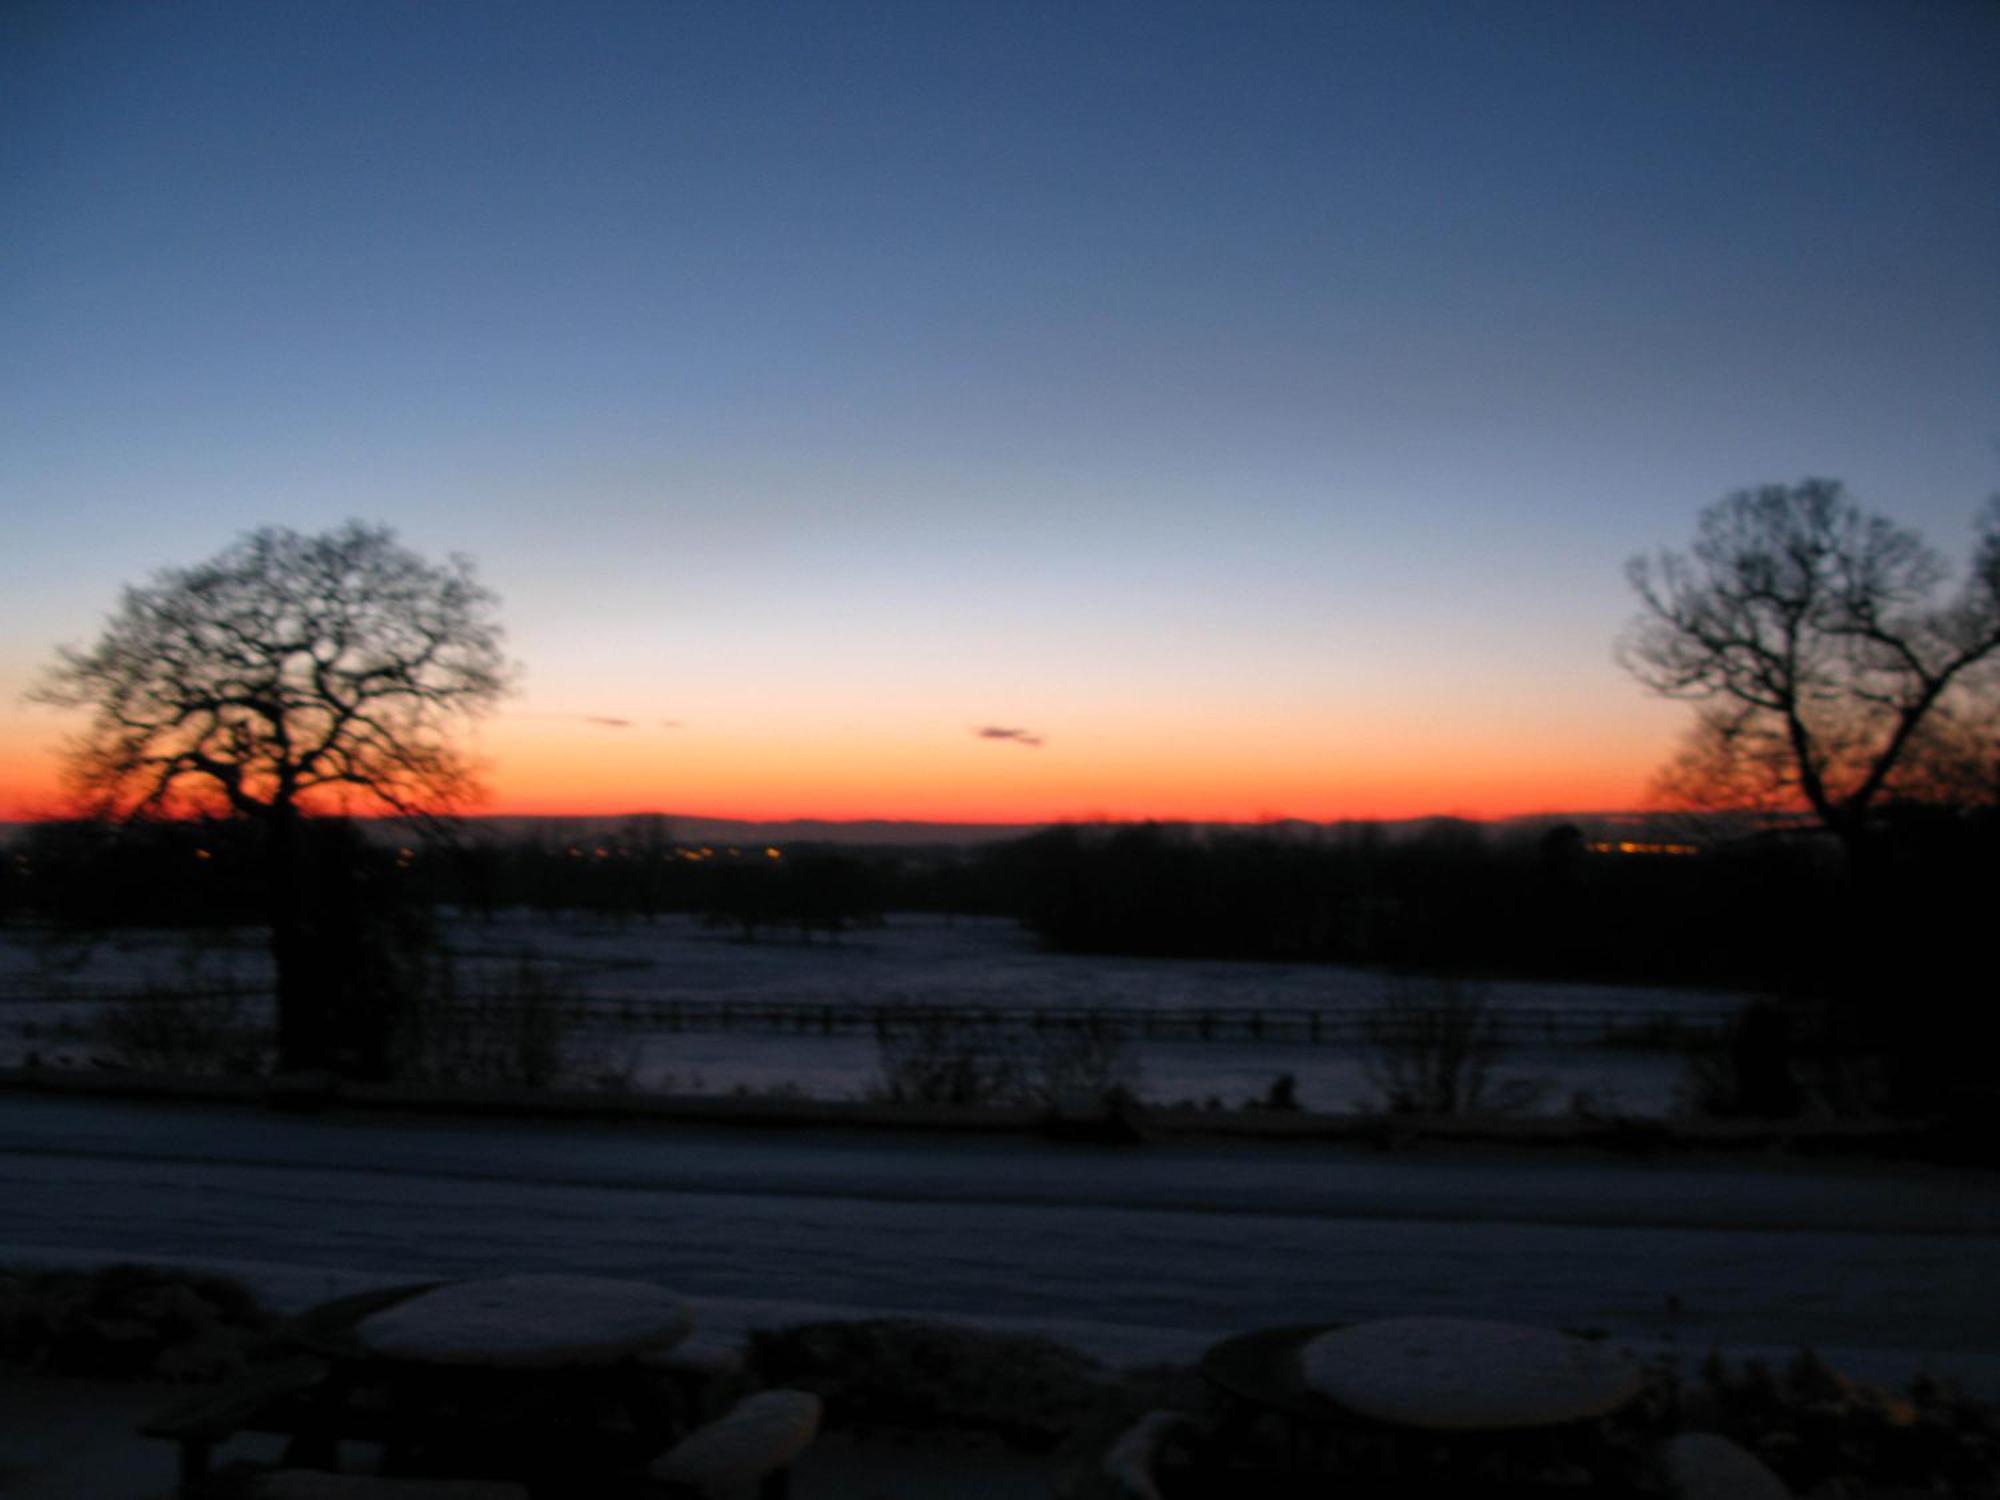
top-left (5, 1092), bottom-right (1998, 1385)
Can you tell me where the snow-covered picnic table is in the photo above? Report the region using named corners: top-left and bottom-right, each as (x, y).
top-left (1298, 1316), bottom-right (1643, 1430)
top-left (1183, 1316), bottom-right (1656, 1495)
top-left (203, 1276), bottom-right (712, 1493)
top-left (145, 1277), bottom-right (821, 1498)
top-left (351, 1274), bottom-right (695, 1368)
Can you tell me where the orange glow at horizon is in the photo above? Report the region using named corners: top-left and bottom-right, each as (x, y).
top-left (463, 767), bottom-right (1655, 824)
top-left (1, 715), bottom-right (1666, 826)
top-left (424, 711), bottom-right (1649, 823)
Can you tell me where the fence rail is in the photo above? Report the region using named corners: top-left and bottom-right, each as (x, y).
top-left (560, 997), bottom-right (1736, 1049)
top-left (0, 985), bottom-right (1747, 1050)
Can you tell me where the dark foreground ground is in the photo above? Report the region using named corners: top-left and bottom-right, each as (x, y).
top-left (0, 1365), bottom-right (1055, 1499)
top-left (7, 1081), bottom-right (2000, 1497)
top-left (5, 1083), bottom-right (1998, 1387)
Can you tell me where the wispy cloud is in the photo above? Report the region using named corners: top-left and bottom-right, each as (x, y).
top-left (975, 725), bottom-right (1045, 748)
top-left (513, 712), bottom-right (682, 731)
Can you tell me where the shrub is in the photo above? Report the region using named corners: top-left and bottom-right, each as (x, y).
top-left (747, 1318), bottom-right (1112, 1449)
top-left (391, 953), bottom-right (579, 1088)
top-left (93, 983), bottom-right (268, 1075)
top-left (85, 935), bottom-right (270, 1075)
top-left (872, 1012), bottom-right (1026, 1106)
top-left (1650, 1349), bottom-right (2000, 1496)
top-left (0, 1264), bottom-right (272, 1381)
top-left (871, 1010), bottom-right (1139, 1109)
top-left (1674, 999), bottom-right (1803, 1119)
top-left (1029, 1017), bottom-right (1142, 1110)
top-left (1361, 976), bottom-right (1522, 1115)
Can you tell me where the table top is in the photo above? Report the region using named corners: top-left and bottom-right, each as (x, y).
top-left (1299, 1317), bottom-right (1643, 1431)
top-left (1203, 1318), bottom-right (1645, 1434)
top-left (293, 1275), bottom-right (695, 1370)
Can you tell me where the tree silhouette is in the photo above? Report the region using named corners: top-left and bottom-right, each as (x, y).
top-left (33, 522), bottom-right (513, 1071)
top-left (1621, 481), bottom-right (2000, 864)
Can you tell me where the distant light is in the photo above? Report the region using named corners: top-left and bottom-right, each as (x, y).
top-left (766, 847), bottom-right (781, 859)
top-left (195, 849), bottom-right (212, 860)
top-left (1586, 840), bottom-right (1699, 856)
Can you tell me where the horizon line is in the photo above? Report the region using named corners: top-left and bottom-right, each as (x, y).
top-left (0, 806), bottom-right (1716, 830)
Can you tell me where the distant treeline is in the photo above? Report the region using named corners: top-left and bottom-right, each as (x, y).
top-left (1008, 814), bottom-right (1997, 997)
top-left (993, 820), bottom-right (1826, 990)
top-left (0, 815), bottom-right (968, 945)
top-left (4, 809), bottom-right (1991, 993)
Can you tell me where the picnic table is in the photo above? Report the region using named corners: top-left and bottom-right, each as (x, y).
top-left (1202, 1316), bottom-right (1642, 1431)
top-left (1298, 1316), bottom-right (1644, 1431)
top-left (148, 1275), bottom-right (717, 1496)
top-left (1180, 1317), bottom-right (1653, 1496)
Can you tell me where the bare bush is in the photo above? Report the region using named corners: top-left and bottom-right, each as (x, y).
top-left (1361, 976), bottom-right (1536, 1115)
top-left (392, 954), bottom-right (579, 1088)
top-left (1029, 1018), bottom-right (1141, 1109)
top-left (872, 1011), bottom-right (1026, 1106)
top-left (0, 1264), bottom-right (273, 1381)
top-left (90, 938), bottom-right (270, 1074)
top-left (748, 1318), bottom-right (1111, 1450)
top-left (1675, 999), bottom-right (1805, 1119)
top-left (871, 1010), bottom-right (1139, 1109)
top-left (93, 983), bottom-right (268, 1075)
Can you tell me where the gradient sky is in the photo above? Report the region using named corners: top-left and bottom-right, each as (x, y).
top-left (4, 0), bottom-right (1997, 823)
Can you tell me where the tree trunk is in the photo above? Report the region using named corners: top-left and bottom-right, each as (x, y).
top-left (266, 806), bottom-right (334, 1074)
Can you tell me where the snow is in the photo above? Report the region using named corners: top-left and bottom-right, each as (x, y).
top-left (5, 1092), bottom-right (1999, 1398)
top-left (649, 1389), bottom-right (822, 1491)
top-left (353, 1272), bottom-right (693, 1367)
top-left (0, 912), bottom-right (1745, 1113)
top-left (1665, 1433), bottom-right (1791, 1500)
top-left (1299, 1317), bottom-right (1643, 1429)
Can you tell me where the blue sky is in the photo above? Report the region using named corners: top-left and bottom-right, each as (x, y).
top-left (4, 0), bottom-right (1996, 820)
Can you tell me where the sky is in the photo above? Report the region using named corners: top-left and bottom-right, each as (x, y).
top-left (3, 0), bottom-right (1997, 825)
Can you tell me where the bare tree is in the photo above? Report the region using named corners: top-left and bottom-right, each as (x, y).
top-left (32, 523), bottom-right (514, 1071)
top-left (1621, 481), bottom-right (2000, 863)
top-left (1362, 977), bottom-right (1512, 1116)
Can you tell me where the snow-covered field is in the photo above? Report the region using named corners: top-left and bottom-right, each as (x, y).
top-left (0, 912), bottom-right (1749, 1113)
top-left (6, 1093), bottom-right (1998, 1394)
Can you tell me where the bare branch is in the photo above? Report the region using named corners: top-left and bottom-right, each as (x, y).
top-left (1621, 482), bottom-right (2000, 851)
top-left (30, 522), bottom-right (517, 823)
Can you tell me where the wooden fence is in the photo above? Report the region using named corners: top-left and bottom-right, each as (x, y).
top-left (0, 985), bottom-right (1740, 1051)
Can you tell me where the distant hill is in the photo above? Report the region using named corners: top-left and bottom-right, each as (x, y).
top-left (0, 808), bottom-right (1768, 850)
top-left (384, 808), bottom-right (1757, 850)
top-left (0, 813), bottom-right (1043, 849)
top-left (458, 814), bottom-right (1047, 848)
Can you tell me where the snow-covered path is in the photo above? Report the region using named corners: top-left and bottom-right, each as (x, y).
top-left (7, 1092), bottom-right (1998, 1389)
